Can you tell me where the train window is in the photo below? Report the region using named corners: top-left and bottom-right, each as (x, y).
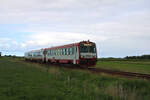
top-left (60, 49), bottom-right (62, 56)
top-left (64, 48), bottom-right (66, 55)
top-left (55, 50), bottom-right (56, 55)
top-left (70, 48), bottom-right (72, 55)
top-left (62, 49), bottom-right (63, 55)
top-left (55, 50), bottom-right (56, 56)
top-left (52, 50), bottom-right (54, 56)
top-left (59, 49), bottom-right (61, 56)
top-left (67, 48), bottom-right (69, 55)
top-left (59, 49), bottom-right (60, 56)
top-left (50, 50), bottom-right (51, 55)
top-left (53, 50), bottom-right (54, 56)
top-left (47, 51), bottom-right (49, 56)
top-left (58, 49), bottom-right (59, 56)
top-left (57, 49), bottom-right (58, 56)
top-left (80, 44), bottom-right (96, 53)
top-left (58, 49), bottom-right (60, 56)
top-left (46, 52), bottom-right (49, 55)
top-left (65, 48), bottom-right (67, 55)
top-left (76, 46), bottom-right (77, 52)
top-left (54, 50), bottom-right (55, 56)
top-left (69, 48), bottom-right (71, 55)
top-left (68, 48), bottom-right (70, 55)
top-left (61, 49), bottom-right (63, 56)
top-left (62, 49), bottom-right (64, 55)
top-left (72, 47), bottom-right (74, 54)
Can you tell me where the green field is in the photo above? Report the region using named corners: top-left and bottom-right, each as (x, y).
top-left (96, 59), bottom-right (150, 74)
top-left (0, 57), bottom-right (150, 100)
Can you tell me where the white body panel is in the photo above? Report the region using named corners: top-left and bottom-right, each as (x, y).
top-left (80, 53), bottom-right (96, 59)
top-left (24, 49), bottom-right (44, 61)
top-left (45, 46), bottom-right (79, 64)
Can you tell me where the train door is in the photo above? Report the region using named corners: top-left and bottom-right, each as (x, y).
top-left (42, 49), bottom-right (46, 63)
top-left (73, 46), bottom-right (77, 64)
top-left (73, 46), bottom-right (79, 64)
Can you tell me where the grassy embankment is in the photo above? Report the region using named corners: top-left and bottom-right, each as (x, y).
top-left (0, 57), bottom-right (150, 100)
top-left (96, 58), bottom-right (150, 74)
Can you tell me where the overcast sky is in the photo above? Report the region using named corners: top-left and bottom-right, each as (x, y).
top-left (0, 0), bottom-right (150, 57)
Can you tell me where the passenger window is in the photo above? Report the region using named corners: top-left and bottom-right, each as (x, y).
top-left (61, 49), bottom-right (63, 55)
top-left (64, 48), bottom-right (66, 55)
top-left (70, 48), bottom-right (72, 55)
top-left (67, 48), bottom-right (69, 55)
top-left (68, 48), bottom-right (70, 55)
top-left (54, 50), bottom-right (56, 55)
top-left (57, 49), bottom-right (58, 56)
top-left (72, 47), bottom-right (74, 54)
top-left (52, 50), bottom-right (54, 55)
top-left (76, 47), bottom-right (77, 52)
top-left (65, 48), bottom-right (67, 55)
top-left (62, 49), bottom-right (64, 55)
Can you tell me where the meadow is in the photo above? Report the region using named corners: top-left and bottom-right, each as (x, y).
top-left (96, 59), bottom-right (150, 74)
top-left (0, 57), bottom-right (150, 100)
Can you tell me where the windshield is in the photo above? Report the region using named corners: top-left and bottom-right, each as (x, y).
top-left (80, 43), bottom-right (96, 53)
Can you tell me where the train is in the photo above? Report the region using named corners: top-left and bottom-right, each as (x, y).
top-left (24, 40), bottom-right (97, 66)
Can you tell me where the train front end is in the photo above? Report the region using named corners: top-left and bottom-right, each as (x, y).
top-left (79, 41), bottom-right (97, 66)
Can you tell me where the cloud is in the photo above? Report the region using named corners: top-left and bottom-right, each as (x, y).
top-left (0, 0), bottom-right (150, 57)
top-left (21, 32), bottom-right (112, 49)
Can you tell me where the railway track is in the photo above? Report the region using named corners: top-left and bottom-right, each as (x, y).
top-left (87, 67), bottom-right (150, 80)
top-left (53, 64), bottom-right (150, 80)
top-left (25, 60), bottom-right (150, 80)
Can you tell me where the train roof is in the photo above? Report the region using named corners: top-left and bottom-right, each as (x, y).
top-left (25, 49), bottom-right (44, 53)
top-left (45, 40), bottom-right (95, 50)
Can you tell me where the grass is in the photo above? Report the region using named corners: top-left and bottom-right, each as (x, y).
top-left (0, 57), bottom-right (150, 100)
top-left (96, 59), bottom-right (150, 74)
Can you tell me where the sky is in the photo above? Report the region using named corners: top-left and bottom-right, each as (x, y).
top-left (0, 0), bottom-right (150, 57)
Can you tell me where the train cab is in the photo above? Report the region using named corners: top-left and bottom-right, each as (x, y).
top-left (78, 41), bottom-right (97, 65)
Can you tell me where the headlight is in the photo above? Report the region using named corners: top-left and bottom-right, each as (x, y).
top-left (93, 56), bottom-right (96, 58)
top-left (81, 55), bottom-right (84, 58)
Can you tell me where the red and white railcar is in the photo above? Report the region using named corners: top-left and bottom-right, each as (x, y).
top-left (25, 40), bottom-right (97, 66)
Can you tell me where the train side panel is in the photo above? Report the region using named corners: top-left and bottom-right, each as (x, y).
top-left (45, 46), bottom-right (79, 64)
top-left (25, 49), bottom-right (44, 62)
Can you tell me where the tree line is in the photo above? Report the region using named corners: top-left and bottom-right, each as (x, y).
top-left (125, 55), bottom-right (150, 59)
